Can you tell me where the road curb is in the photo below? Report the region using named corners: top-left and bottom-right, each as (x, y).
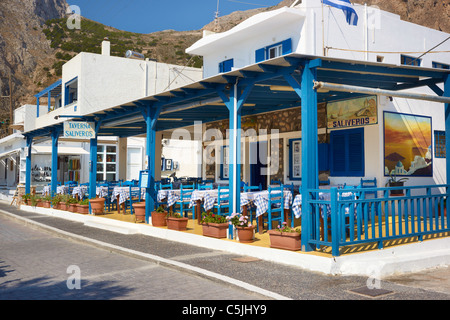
top-left (0, 208), bottom-right (291, 300)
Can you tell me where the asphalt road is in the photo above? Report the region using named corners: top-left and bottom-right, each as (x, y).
top-left (0, 202), bottom-right (449, 304)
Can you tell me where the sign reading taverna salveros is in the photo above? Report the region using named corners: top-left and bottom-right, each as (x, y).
top-left (327, 96), bottom-right (378, 129)
top-left (63, 121), bottom-right (96, 139)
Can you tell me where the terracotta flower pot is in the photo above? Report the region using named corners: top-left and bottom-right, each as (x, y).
top-left (202, 223), bottom-right (229, 238)
top-left (42, 201), bottom-right (51, 208)
top-left (166, 216), bottom-right (189, 231)
top-left (268, 230), bottom-right (301, 251)
top-left (236, 225), bottom-right (255, 243)
top-left (59, 202), bottom-right (68, 211)
top-left (132, 202), bottom-right (146, 222)
top-left (90, 197), bottom-right (105, 215)
top-left (151, 210), bottom-right (167, 227)
top-left (68, 203), bottom-right (77, 212)
top-left (26, 199), bottom-right (32, 206)
top-left (77, 204), bottom-right (89, 214)
top-left (36, 200), bottom-right (43, 207)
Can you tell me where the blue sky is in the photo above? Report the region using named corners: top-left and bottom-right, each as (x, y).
top-left (67, 0), bottom-right (282, 34)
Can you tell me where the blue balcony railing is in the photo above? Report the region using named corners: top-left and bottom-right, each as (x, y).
top-left (306, 185), bottom-right (450, 256)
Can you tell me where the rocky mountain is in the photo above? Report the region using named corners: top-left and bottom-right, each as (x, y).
top-left (0, 0), bottom-right (449, 131)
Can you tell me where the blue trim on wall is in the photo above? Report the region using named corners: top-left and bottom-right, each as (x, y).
top-left (255, 38), bottom-right (292, 63)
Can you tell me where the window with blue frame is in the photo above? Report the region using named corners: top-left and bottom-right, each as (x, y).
top-left (65, 77), bottom-right (78, 106)
top-left (330, 128), bottom-right (365, 177)
top-left (220, 145), bottom-right (229, 180)
top-left (218, 59), bottom-right (234, 73)
top-left (289, 138), bottom-right (301, 180)
top-left (401, 54), bottom-right (421, 66)
top-left (432, 61), bottom-right (450, 70)
top-left (435, 130), bottom-right (446, 158)
top-left (255, 38), bottom-right (292, 63)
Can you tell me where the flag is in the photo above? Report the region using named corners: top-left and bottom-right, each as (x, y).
top-left (322, 0), bottom-right (359, 26)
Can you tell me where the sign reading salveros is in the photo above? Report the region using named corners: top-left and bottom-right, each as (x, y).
top-left (63, 121), bottom-right (96, 139)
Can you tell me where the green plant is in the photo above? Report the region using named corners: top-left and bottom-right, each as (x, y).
top-left (67, 197), bottom-right (79, 204)
top-left (274, 222), bottom-right (300, 234)
top-left (386, 170), bottom-right (409, 186)
top-left (22, 193), bottom-right (31, 201)
top-left (42, 194), bottom-right (52, 202)
top-left (226, 212), bottom-right (251, 228)
top-left (168, 210), bottom-right (183, 218)
top-left (79, 199), bottom-right (89, 205)
top-left (201, 211), bottom-right (227, 224)
top-left (30, 194), bottom-right (41, 207)
top-left (51, 194), bottom-right (62, 206)
top-left (155, 205), bottom-right (166, 213)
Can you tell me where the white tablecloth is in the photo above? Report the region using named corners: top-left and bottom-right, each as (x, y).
top-left (42, 185), bottom-right (68, 196)
top-left (113, 186), bottom-right (145, 205)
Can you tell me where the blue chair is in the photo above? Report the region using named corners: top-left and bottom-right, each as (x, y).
top-left (319, 179), bottom-right (330, 186)
top-left (271, 179), bottom-right (281, 185)
top-left (198, 183), bottom-right (213, 190)
top-left (175, 183), bottom-right (195, 218)
top-left (214, 185), bottom-right (230, 216)
top-left (266, 184), bottom-right (285, 230)
top-left (80, 182), bottom-right (89, 199)
top-left (359, 177), bottom-right (378, 223)
top-left (244, 183), bottom-right (262, 192)
top-left (243, 184), bottom-right (262, 225)
top-left (121, 181), bottom-right (133, 187)
top-left (126, 184), bottom-right (141, 215)
top-left (337, 185), bottom-right (358, 238)
top-left (156, 182), bottom-right (173, 208)
top-left (66, 181), bottom-right (78, 196)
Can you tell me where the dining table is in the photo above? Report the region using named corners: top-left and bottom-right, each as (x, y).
top-left (72, 185), bottom-right (88, 200)
top-left (42, 185), bottom-right (69, 196)
top-left (112, 186), bottom-right (146, 214)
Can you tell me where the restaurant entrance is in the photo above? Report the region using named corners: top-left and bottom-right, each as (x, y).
top-left (249, 140), bottom-right (267, 190)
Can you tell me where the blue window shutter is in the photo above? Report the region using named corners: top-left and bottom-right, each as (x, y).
top-left (218, 61), bottom-right (224, 73)
top-left (331, 134), bottom-right (346, 175)
top-left (223, 59), bottom-right (234, 72)
top-left (255, 48), bottom-right (265, 63)
top-left (330, 128), bottom-right (364, 177)
top-left (282, 38), bottom-right (292, 55)
top-left (347, 130), bottom-right (364, 175)
top-left (318, 143), bottom-right (329, 171)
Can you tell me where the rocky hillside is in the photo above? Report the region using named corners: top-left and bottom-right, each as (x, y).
top-left (0, 0), bottom-right (449, 129)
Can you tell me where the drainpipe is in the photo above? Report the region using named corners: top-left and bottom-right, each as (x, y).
top-left (313, 81), bottom-right (450, 104)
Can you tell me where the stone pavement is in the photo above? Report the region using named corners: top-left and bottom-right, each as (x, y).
top-left (0, 201), bottom-right (449, 301)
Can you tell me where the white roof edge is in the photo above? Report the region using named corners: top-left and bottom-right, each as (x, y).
top-left (186, 6), bottom-right (305, 55)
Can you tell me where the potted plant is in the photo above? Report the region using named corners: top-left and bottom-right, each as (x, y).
top-left (77, 199), bottom-right (90, 214)
top-left (386, 171), bottom-right (409, 196)
top-left (30, 194), bottom-right (42, 207)
top-left (201, 211), bottom-right (228, 239)
top-left (132, 201), bottom-right (146, 223)
top-left (89, 197), bottom-right (105, 215)
top-left (166, 210), bottom-right (189, 231)
top-left (51, 194), bottom-right (63, 209)
top-left (59, 194), bottom-right (70, 211)
top-left (67, 197), bottom-right (79, 212)
top-left (151, 205), bottom-right (167, 227)
top-left (22, 193), bottom-right (31, 205)
top-left (267, 222), bottom-right (301, 251)
top-left (226, 212), bottom-right (255, 243)
top-left (42, 194), bottom-right (52, 208)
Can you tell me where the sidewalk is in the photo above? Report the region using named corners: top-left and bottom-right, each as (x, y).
top-left (1, 201), bottom-right (449, 300)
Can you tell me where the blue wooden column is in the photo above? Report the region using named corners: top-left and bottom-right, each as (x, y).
top-left (284, 60), bottom-right (320, 252)
top-left (141, 102), bottom-right (162, 223)
top-left (50, 128), bottom-right (61, 196)
top-left (444, 74), bottom-right (450, 203)
top-left (89, 121), bottom-right (102, 200)
top-left (218, 81), bottom-right (253, 214)
top-left (25, 136), bottom-right (33, 194)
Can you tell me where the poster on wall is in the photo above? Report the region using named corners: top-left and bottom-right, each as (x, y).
top-left (327, 96), bottom-right (378, 129)
top-left (383, 111), bottom-right (432, 177)
top-left (291, 140), bottom-right (301, 179)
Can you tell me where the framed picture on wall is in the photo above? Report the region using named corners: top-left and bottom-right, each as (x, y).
top-left (383, 111), bottom-right (432, 177)
top-left (165, 159), bottom-right (173, 171)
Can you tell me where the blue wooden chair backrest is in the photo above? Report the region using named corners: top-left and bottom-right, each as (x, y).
top-left (180, 183), bottom-right (194, 200)
top-left (244, 184), bottom-right (262, 192)
top-left (268, 184), bottom-right (284, 210)
top-left (160, 182), bottom-right (173, 190)
top-left (360, 178), bottom-right (377, 198)
top-left (217, 185), bottom-right (229, 204)
top-left (271, 179), bottom-right (281, 185)
top-left (199, 183), bottom-right (213, 190)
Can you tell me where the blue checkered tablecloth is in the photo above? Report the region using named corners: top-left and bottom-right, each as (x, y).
top-left (157, 189), bottom-right (180, 207)
top-left (72, 186), bottom-right (88, 199)
top-left (240, 190), bottom-right (293, 218)
top-left (291, 192), bottom-right (356, 219)
top-left (189, 189), bottom-right (229, 211)
top-left (96, 186), bottom-right (109, 199)
top-left (113, 186), bottom-right (146, 205)
top-left (43, 185), bottom-right (68, 196)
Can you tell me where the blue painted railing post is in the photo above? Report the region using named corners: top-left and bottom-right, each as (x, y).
top-left (25, 136), bottom-right (32, 195)
top-left (330, 187), bottom-right (340, 256)
top-left (50, 128), bottom-right (60, 196)
top-left (36, 98), bottom-right (40, 118)
top-left (89, 120), bottom-right (102, 202)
